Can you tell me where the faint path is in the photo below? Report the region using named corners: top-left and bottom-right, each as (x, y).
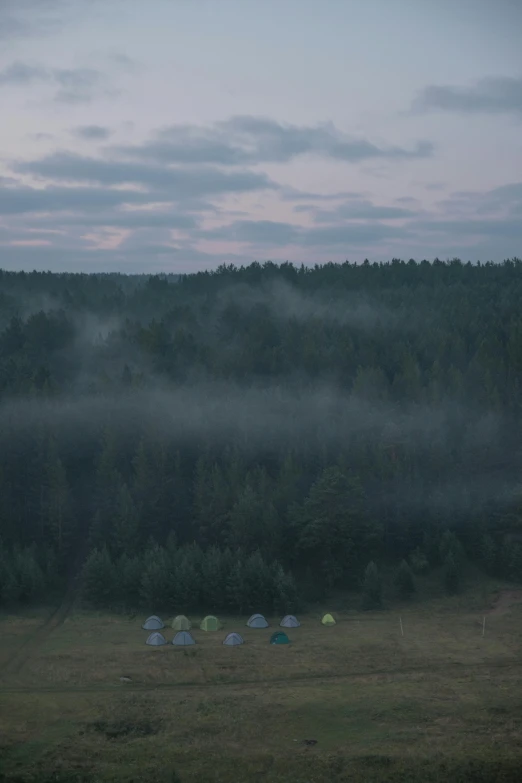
top-left (2, 545), bottom-right (85, 679)
top-left (2, 586), bottom-right (77, 679)
top-left (1, 658), bottom-right (521, 695)
top-left (487, 589), bottom-right (522, 617)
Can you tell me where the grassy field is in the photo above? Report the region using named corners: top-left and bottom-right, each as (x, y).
top-left (1, 586), bottom-right (522, 782)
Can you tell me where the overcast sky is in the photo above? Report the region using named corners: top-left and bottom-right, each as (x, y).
top-left (0, 0), bottom-right (521, 273)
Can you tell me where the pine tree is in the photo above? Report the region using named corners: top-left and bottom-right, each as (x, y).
top-left (173, 551), bottom-right (200, 611)
top-left (439, 529), bottom-right (465, 566)
top-left (479, 534), bottom-right (498, 576)
top-left (272, 562), bottom-right (298, 613)
top-left (200, 546), bottom-right (226, 610)
top-left (409, 547), bottom-right (430, 575)
top-left (82, 547), bottom-right (115, 608)
top-left (115, 553), bottom-right (142, 610)
top-left (140, 543), bottom-right (171, 609)
top-left (226, 558), bottom-right (245, 613)
top-left (193, 457), bottom-right (228, 546)
top-left (132, 439), bottom-right (159, 540)
top-left (508, 543), bottom-right (522, 582)
top-left (242, 550), bottom-right (273, 612)
top-left (0, 543), bottom-right (20, 605)
top-left (295, 466), bottom-right (370, 588)
top-left (361, 561), bottom-right (383, 610)
top-left (394, 559), bottom-right (416, 599)
top-left (44, 440), bottom-right (73, 553)
top-left (443, 552), bottom-right (460, 595)
top-left (113, 483), bottom-right (140, 557)
top-left (227, 484), bottom-right (264, 553)
top-left (14, 547), bottom-right (46, 602)
top-left (91, 430), bottom-right (123, 551)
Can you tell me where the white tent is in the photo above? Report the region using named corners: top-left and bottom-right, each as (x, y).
top-left (142, 615), bottom-right (164, 630)
top-left (172, 631), bottom-right (195, 646)
top-left (280, 614), bottom-right (300, 628)
top-left (247, 613), bottom-right (269, 628)
top-left (145, 632), bottom-right (167, 646)
top-left (223, 632), bottom-right (244, 646)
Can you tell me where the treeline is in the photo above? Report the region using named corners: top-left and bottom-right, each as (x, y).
top-left (2, 258), bottom-right (522, 611)
top-left (0, 542), bottom-right (61, 605)
top-left (81, 540), bottom-right (297, 613)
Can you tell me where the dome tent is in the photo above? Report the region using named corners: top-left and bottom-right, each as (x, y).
top-left (172, 615), bottom-right (191, 630)
top-left (280, 615), bottom-right (300, 628)
top-left (146, 632), bottom-right (167, 646)
top-left (200, 615), bottom-right (222, 631)
top-left (321, 613), bottom-right (336, 626)
top-left (172, 631), bottom-right (195, 646)
top-left (247, 613), bottom-right (269, 628)
top-left (270, 631), bottom-right (290, 645)
top-left (142, 615), bottom-right (164, 630)
top-left (223, 632), bottom-right (244, 646)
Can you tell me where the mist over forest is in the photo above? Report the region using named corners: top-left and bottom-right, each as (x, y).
top-left (1, 258), bottom-right (522, 613)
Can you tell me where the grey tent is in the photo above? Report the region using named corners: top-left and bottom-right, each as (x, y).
top-left (223, 632), bottom-right (244, 646)
top-left (280, 614), bottom-right (300, 628)
top-left (247, 613), bottom-right (269, 628)
top-left (142, 615), bottom-right (164, 630)
top-left (146, 632), bottom-right (167, 646)
top-left (172, 631), bottom-right (195, 646)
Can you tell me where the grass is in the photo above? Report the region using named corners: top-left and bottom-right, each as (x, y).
top-left (1, 586), bottom-right (522, 782)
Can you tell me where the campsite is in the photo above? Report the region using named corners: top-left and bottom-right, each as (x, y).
top-left (2, 586), bottom-right (522, 782)
top-left (1, 0), bottom-right (521, 772)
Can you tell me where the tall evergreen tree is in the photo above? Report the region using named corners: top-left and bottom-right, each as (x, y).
top-left (361, 561), bottom-right (383, 610)
top-left (394, 559), bottom-right (416, 599)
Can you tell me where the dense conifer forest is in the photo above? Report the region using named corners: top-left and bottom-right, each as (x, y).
top-left (1, 257), bottom-right (522, 612)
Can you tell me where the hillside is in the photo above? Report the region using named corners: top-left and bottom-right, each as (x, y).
top-left (1, 258), bottom-right (522, 612)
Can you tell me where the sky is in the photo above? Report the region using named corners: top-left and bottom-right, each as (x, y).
top-left (0, 0), bottom-right (521, 273)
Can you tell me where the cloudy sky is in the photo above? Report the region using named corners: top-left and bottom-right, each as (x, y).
top-left (0, 0), bottom-right (521, 273)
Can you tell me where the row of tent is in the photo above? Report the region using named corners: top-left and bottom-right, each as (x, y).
top-left (142, 613), bottom-right (337, 631)
top-left (147, 630), bottom-right (291, 646)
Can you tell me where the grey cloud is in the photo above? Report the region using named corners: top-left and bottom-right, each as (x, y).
top-left (435, 182), bottom-right (522, 218)
top-left (72, 125), bottom-right (113, 140)
top-left (31, 132), bottom-right (54, 141)
top-left (415, 217), bottom-right (522, 240)
top-left (0, 226), bottom-right (62, 243)
top-left (53, 68), bottom-right (111, 104)
top-left (0, 61), bottom-right (112, 103)
top-left (206, 220), bottom-right (299, 245)
top-left (0, 184), bottom-right (152, 215)
top-left (412, 76), bottom-right (522, 115)
top-left (107, 53), bottom-right (137, 70)
top-left (14, 152), bottom-right (278, 197)
top-left (35, 208), bottom-right (199, 231)
top-left (283, 188), bottom-right (367, 202)
top-left (311, 199), bottom-right (420, 223)
top-left (424, 182), bottom-right (446, 191)
top-left (0, 62), bottom-right (50, 86)
top-left (299, 222), bottom-right (407, 246)
top-left (111, 115), bottom-right (433, 166)
top-left (0, 0), bottom-right (62, 41)
top-left (293, 204), bottom-right (318, 213)
top-left (204, 218), bottom-right (405, 247)
top-left (395, 197), bottom-right (419, 205)
top-left (481, 183), bottom-right (522, 215)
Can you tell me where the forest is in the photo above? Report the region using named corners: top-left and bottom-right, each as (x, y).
top-left (1, 257), bottom-right (522, 613)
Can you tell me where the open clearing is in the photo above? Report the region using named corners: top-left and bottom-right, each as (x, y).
top-left (1, 588), bottom-right (522, 782)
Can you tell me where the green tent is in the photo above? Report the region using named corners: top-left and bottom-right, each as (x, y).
top-left (200, 615), bottom-right (221, 631)
top-left (172, 615), bottom-right (191, 630)
top-left (321, 613), bottom-right (336, 626)
top-left (270, 631), bottom-right (290, 645)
